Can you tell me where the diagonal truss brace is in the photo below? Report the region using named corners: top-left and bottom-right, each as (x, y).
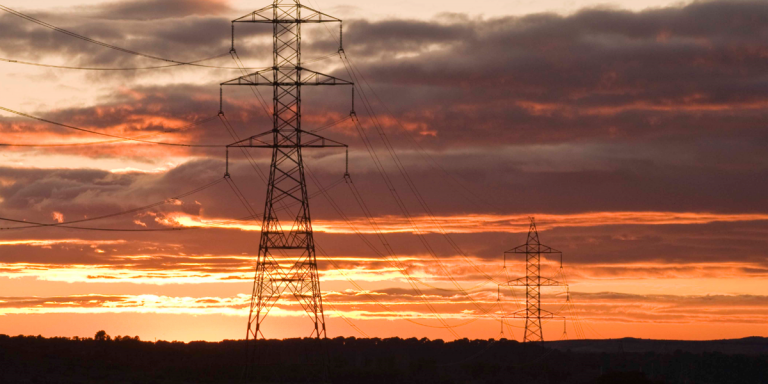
top-left (225, 130), bottom-right (349, 176)
top-left (499, 218), bottom-right (569, 343)
top-left (222, 67), bottom-right (353, 87)
top-left (233, 3), bottom-right (341, 24)
top-left (502, 276), bottom-right (566, 287)
top-left (507, 243), bottom-right (561, 255)
top-left (505, 309), bottom-right (564, 319)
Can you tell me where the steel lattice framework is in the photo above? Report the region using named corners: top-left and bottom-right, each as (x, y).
top-left (499, 217), bottom-right (567, 343)
top-left (222, 0), bottom-right (351, 345)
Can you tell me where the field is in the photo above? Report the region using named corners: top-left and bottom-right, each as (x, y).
top-left (1, 334), bottom-right (766, 383)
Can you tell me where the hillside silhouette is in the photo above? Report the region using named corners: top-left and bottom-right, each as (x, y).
top-left (0, 333), bottom-right (766, 383)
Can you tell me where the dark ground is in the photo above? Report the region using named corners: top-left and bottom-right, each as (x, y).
top-left (0, 333), bottom-right (766, 383)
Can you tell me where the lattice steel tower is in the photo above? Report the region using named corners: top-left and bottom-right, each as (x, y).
top-left (222, 0), bottom-right (351, 343)
top-left (499, 217), bottom-right (567, 343)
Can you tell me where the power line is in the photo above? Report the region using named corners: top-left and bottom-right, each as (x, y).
top-left (345, 93), bottom-right (499, 310)
top-left (233, 176), bottom-right (347, 222)
top-left (0, 224), bottom-right (185, 232)
top-left (340, 54), bottom-right (504, 289)
top-left (310, 116), bottom-right (351, 133)
top-left (0, 4), bottom-right (262, 70)
top-left (0, 115), bottom-right (219, 147)
top-left (305, 0), bottom-right (503, 295)
top-left (228, 1), bottom-right (502, 334)
top-left (323, 299), bottom-right (369, 338)
top-left (228, 50), bottom-right (272, 122)
top-left (344, 54), bottom-right (503, 212)
top-left (0, 55), bottom-right (332, 72)
top-left (0, 177), bottom-right (226, 231)
top-left (0, 54), bottom-right (263, 71)
top-left (225, 176), bottom-right (259, 219)
top-left (330, 58), bottom-right (516, 329)
top-left (0, 106), bottom-right (226, 147)
top-left (305, 168), bottom-right (463, 337)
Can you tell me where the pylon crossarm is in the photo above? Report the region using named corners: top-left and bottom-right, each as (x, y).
top-left (227, 130), bottom-right (347, 149)
top-left (226, 131), bottom-right (273, 147)
top-left (502, 276), bottom-right (566, 286)
top-left (221, 67), bottom-right (273, 86)
top-left (221, 68), bottom-right (353, 87)
top-left (502, 277), bottom-right (527, 286)
top-left (233, 3), bottom-right (341, 24)
top-left (537, 309), bottom-right (564, 319)
top-left (232, 4), bottom-right (273, 22)
top-left (503, 309), bottom-right (564, 320)
top-left (506, 244), bottom-right (561, 254)
top-left (538, 277), bottom-right (567, 286)
top-left (298, 130), bottom-right (348, 148)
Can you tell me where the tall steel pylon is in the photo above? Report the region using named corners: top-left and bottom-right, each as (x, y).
top-left (499, 217), bottom-right (568, 343)
top-left (221, 0), bottom-right (351, 344)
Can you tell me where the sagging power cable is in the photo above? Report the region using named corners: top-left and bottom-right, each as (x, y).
top-left (305, 168), bottom-right (463, 337)
top-left (0, 54), bottom-right (263, 71)
top-left (0, 4), bottom-right (262, 70)
top-left (0, 115), bottom-right (220, 147)
top-left (233, 177), bottom-right (347, 222)
top-left (340, 53), bottom-right (504, 289)
top-left (0, 177), bottom-right (226, 231)
top-left (0, 106), bottom-right (226, 148)
top-left (319, 245), bottom-right (490, 332)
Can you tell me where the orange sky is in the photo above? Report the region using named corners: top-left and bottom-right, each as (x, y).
top-left (1, 0), bottom-right (767, 342)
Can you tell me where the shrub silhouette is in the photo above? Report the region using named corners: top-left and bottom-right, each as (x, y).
top-left (94, 330), bottom-right (110, 341)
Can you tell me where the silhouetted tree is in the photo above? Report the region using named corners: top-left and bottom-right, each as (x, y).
top-left (94, 330), bottom-right (110, 341)
top-left (0, 334), bottom-right (765, 383)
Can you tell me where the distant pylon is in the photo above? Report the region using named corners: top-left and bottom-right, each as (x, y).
top-left (221, 0), bottom-right (352, 343)
top-left (499, 217), bottom-right (567, 343)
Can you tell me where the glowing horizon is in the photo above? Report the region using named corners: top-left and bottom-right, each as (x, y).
top-left (1, 0), bottom-right (767, 343)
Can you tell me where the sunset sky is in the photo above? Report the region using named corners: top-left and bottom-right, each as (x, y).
top-left (0, 0), bottom-right (767, 342)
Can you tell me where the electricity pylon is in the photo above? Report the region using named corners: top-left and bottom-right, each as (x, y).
top-left (499, 217), bottom-right (568, 343)
top-left (221, 0), bottom-right (351, 344)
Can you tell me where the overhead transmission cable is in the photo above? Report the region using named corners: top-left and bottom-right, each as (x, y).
top-left (217, 50), bottom-right (273, 186)
top-left (340, 53), bottom-right (502, 288)
top-left (324, 300), bottom-right (369, 338)
top-left (0, 115), bottom-right (219, 147)
top-left (0, 54), bottom-right (263, 71)
top-left (0, 223), bottom-right (183, 232)
top-left (318, 248), bottom-right (486, 332)
top-left (309, 7), bottom-right (507, 292)
top-left (311, 7), bottom-right (530, 333)
top-left (223, 14), bottom-right (482, 336)
top-left (341, 55), bottom-right (547, 328)
top-left (342, 150), bottom-right (501, 321)
top-left (0, 4), bottom-right (262, 70)
top-left (345, 55), bottom-right (503, 212)
top-left (317, 244), bottom-right (483, 332)
top-left (0, 4), bottom-right (487, 337)
top-left (229, 50), bottom-right (272, 119)
top-left (340, 74), bottom-right (501, 319)
top-left (221, 48), bottom-right (319, 225)
top-left (233, 177), bottom-right (346, 222)
top-left (272, 12), bottom-right (499, 327)
top-left (306, 168), bottom-right (468, 336)
top-left (0, 177), bottom-right (226, 231)
top-left (0, 106), bottom-right (226, 147)
top-left (225, 157), bottom-right (436, 338)
top-left (225, 176), bottom-right (260, 219)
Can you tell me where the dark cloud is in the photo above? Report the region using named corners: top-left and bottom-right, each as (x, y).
top-left (90, 0), bottom-right (233, 21)
top-left (0, 9), bottom-right (268, 66)
top-left (4, 0), bottom-right (764, 150)
top-left (0, 159), bottom-right (223, 225)
top-left (0, 1), bottom-right (766, 277)
top-left (332, 0), bottom-right (768, 147)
